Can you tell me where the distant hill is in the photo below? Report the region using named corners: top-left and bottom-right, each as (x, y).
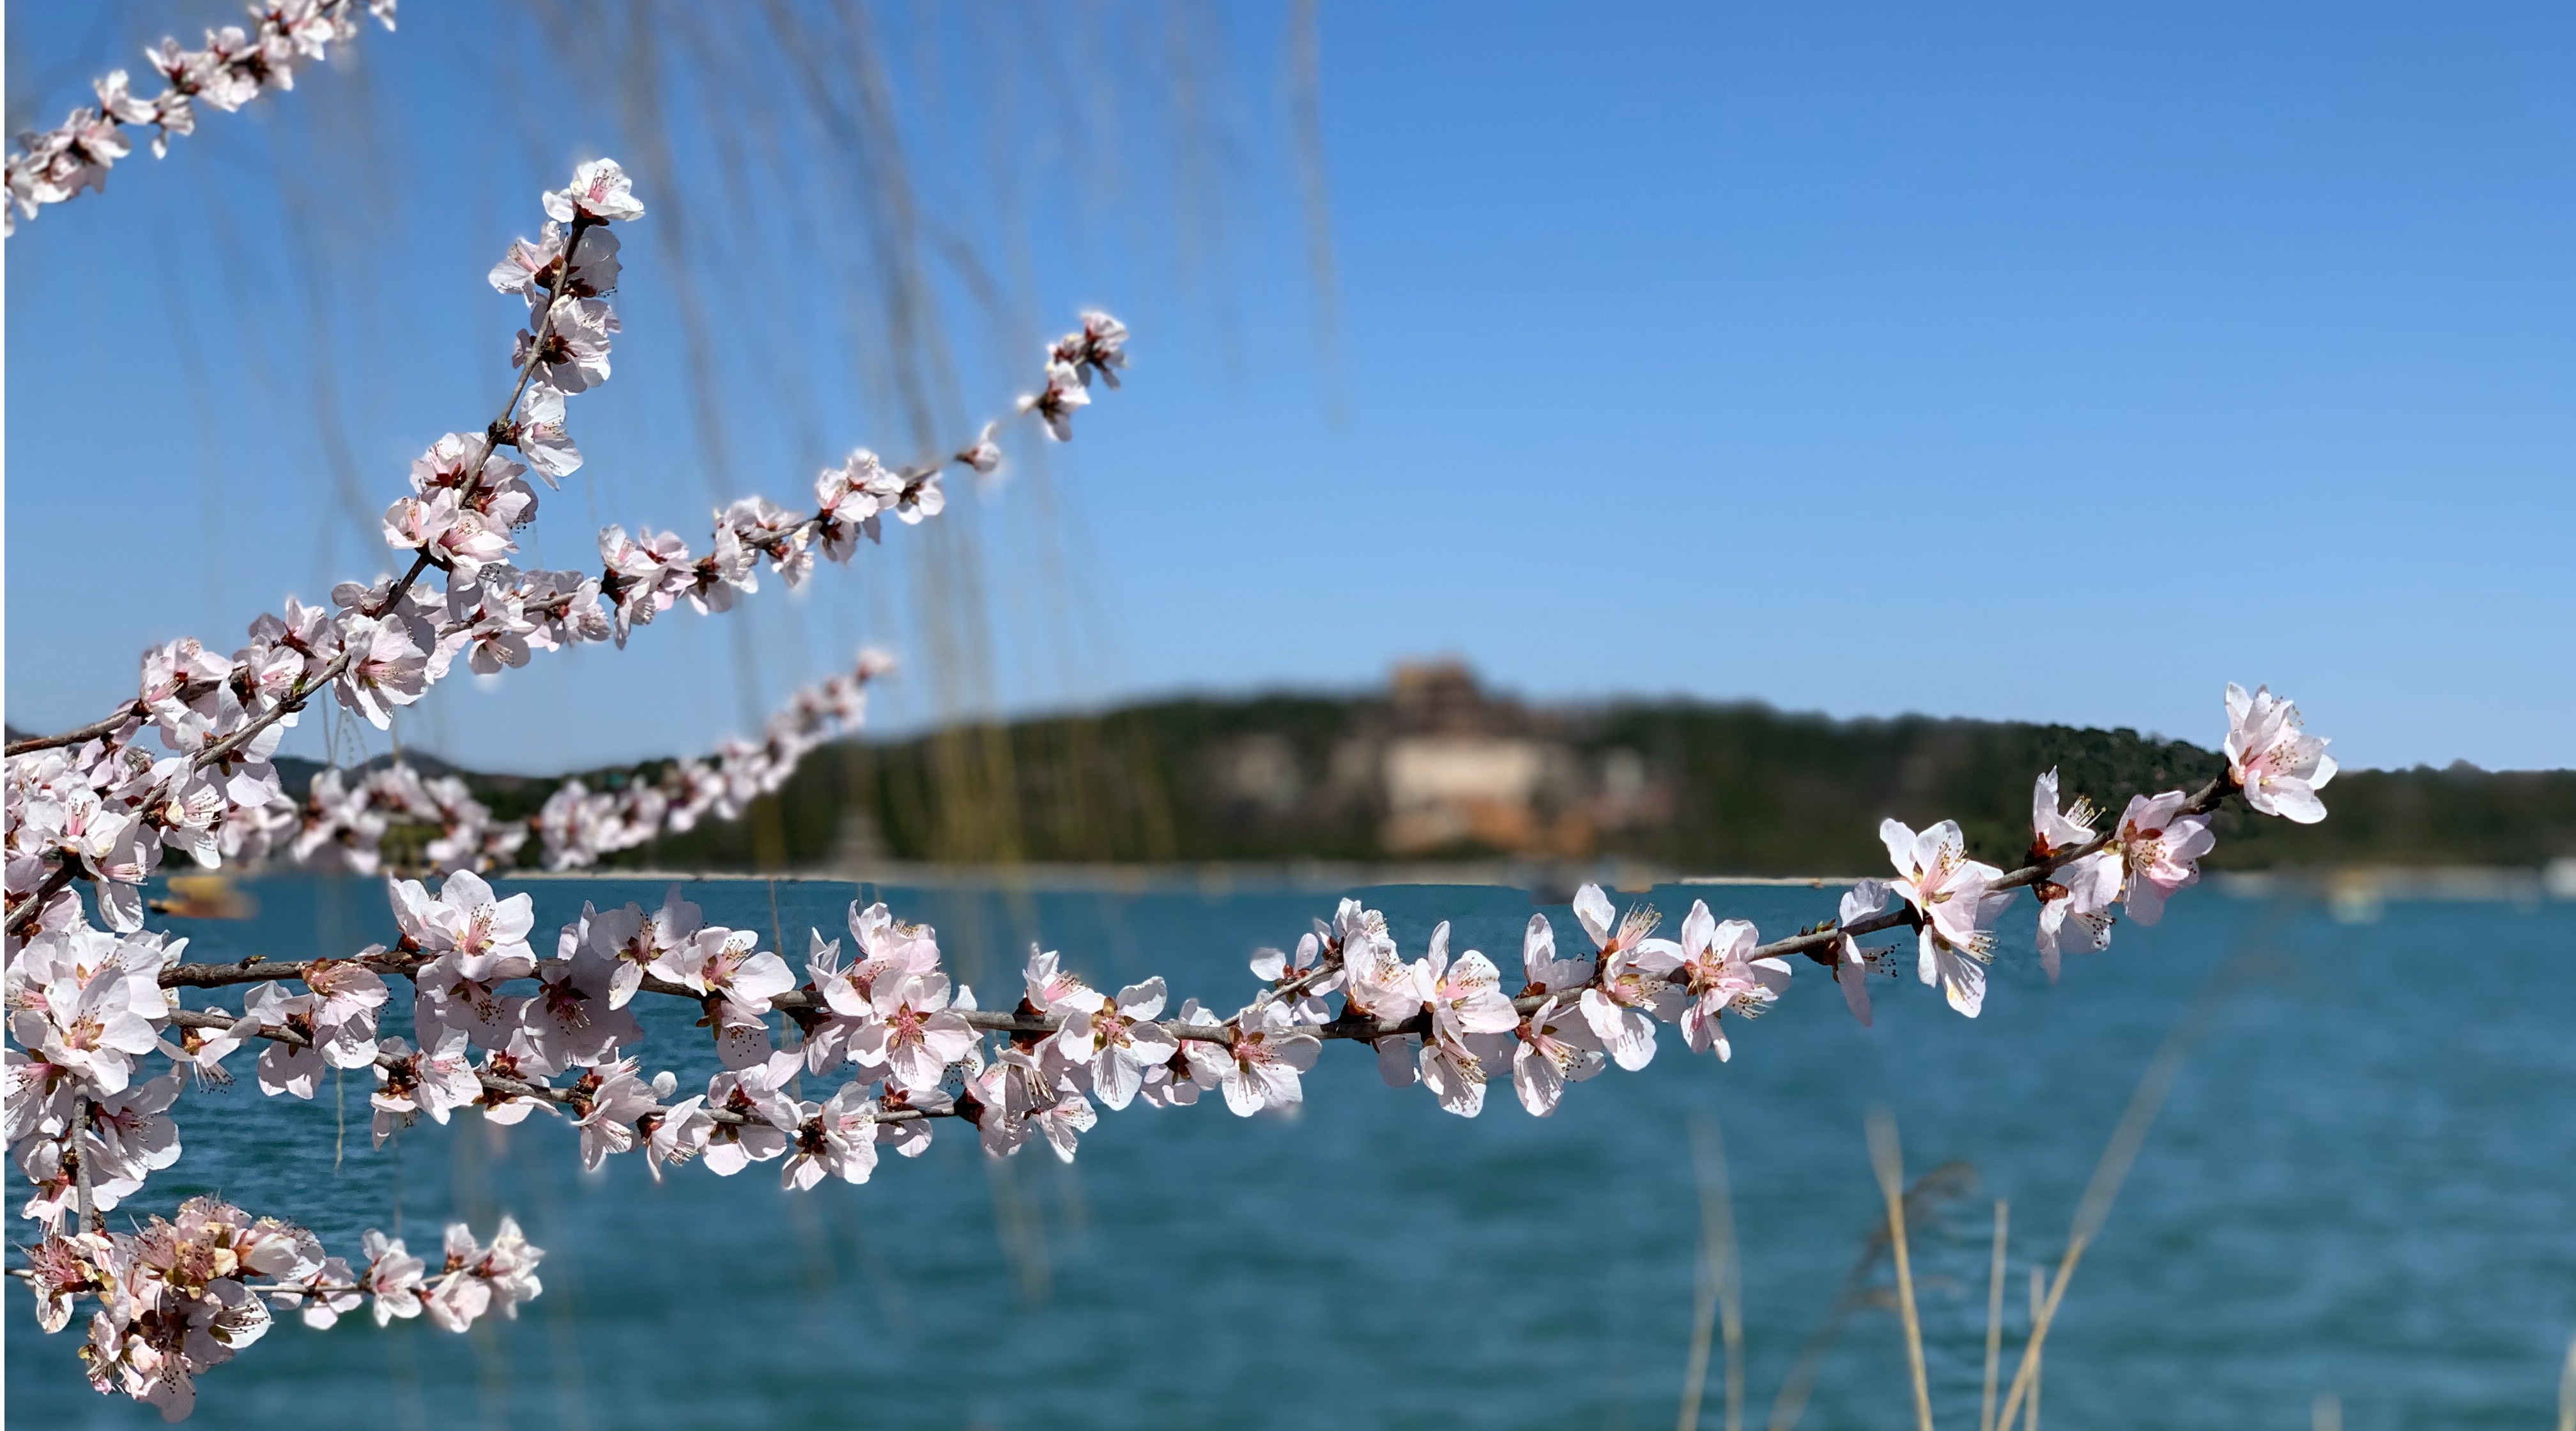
top-left (26, 671), bottom-right (2572, 875)
top-left (624, 666), bottom-right (2576, 875)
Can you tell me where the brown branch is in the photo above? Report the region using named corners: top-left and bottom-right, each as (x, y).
top-left (5, 703), bottom-right (144, 756)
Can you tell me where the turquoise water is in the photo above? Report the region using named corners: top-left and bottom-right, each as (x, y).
top-left (9, 876), bottom-right (2573, 1429)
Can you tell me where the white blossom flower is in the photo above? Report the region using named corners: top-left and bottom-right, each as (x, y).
top-left (954, 420), bottom-right (1003, 477)
top-left (1570, 884), bottom-right (1680, 1071)
top-left (1340, 923), bottom-right (1429, 1087)
top-left (362, 1230), bottom-right (426, 1326)
top-left (510, 385), bottom-right (582, 482)
top-left (574, 1060), bottom-right (659, 1170)
top-left (330, 613), bottom-right (427, 729)
top-left (1029, 1087), bottom-right (1098, 1163)
top-left (1020, 946), bottom-right (1097, 1016)
top-left (1519, 912), bottom-right (1595, 996)
top-left (646, 923), bottom-right (793, 1025)
top-left (1051, 311), bottom-right (1130, 388)
top-left (1019, 360), bottom-right (1091, 441)
top-left (701, 1056), bottom-right (801, 1175)
top-left (516, 296), bottom-right (618, 394)
top-left (243, 983), bottom-right (325, 1099)
top-left (520, 937), bottom-right (641, 1069)
top-left (1832, 878), bottom-right (1896, 1027)
top-left (851, 972), bottom-right (978, 1094)
top-left (1218, 998), bottom-right (1320, 1116)
top-left (643, 1094), bottom-right (713, 1181)
top-left (2030, 770), bottom-right (2122, 978)
top-left (86, 1071), bottom-right (184, 1186)
top-left (1664, 900), bottom-right (1790, 1060)
top-left (543, 158), bottom-right (646, 224)
top-left (1510, 995), bottom-right (1603, 1117)
top-left (783, 1082), bottom-right (879, 1188)
top-left (302, 956), bottom-right (388, 1069)
top-left (2225, 684), bottom-right (2336, 823)
top-left (1880, 818), bottom-right (2013, 1018)
top-left (1053, 977), bottom-right (1179, 1111)
top-left (581, 886), bottom-right (703, 1008)
top-left (2112, 791), bottom-right (2216, 925)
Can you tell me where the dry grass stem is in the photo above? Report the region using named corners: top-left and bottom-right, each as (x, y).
top-left (2026, 1266), bottom-right (2044, 1431)
top-left (1981, 1200), bottom-right (2009, 1431)
top-left (2557, 1329), bottom-right (2575, 1431)
top-left (1678, 1113), bottom-right (1742, 1431)
top-left (1865, 1108), bottom-right (1935, 1431)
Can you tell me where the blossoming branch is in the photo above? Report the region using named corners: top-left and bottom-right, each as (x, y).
top-left (4, 0), bottom-right (397, 236)
top-left (284, 647), bottom-right (894, 877)
top-left (4, 154), bottom-right (1130, 946)
top-left (8, 675), bottom-right (2336, 1418)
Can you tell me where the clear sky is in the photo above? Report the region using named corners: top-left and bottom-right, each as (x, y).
top-left (7, 1), bottom-right (2571, 774)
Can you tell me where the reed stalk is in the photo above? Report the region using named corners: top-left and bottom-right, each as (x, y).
top-left (1866, 1108), bottom-right (1935, 1431)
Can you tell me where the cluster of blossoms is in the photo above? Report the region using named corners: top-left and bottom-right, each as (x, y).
top-left (4, 156), bottom-right (1128, 951)
top-left (1, 898), bottom-right (536, 1418)
top-left (5, 1), bottom-right (397, 235)
top-left (286, 648), bottom-right (892, 877)
top-left (19, 1201), bottom-right (536, 1421)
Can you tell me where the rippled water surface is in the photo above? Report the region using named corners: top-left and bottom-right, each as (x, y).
top-left (10, 876), bottom-right (2574, 1429)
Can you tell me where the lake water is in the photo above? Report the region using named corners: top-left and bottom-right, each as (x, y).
top-left (9, 875), bottom-right (2573, 1429)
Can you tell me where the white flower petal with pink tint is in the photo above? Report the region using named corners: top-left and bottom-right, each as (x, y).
top-left (2113, 792), bottom-right (2216, 925)
top-left (2225, 684), bottom-right (2336, 824)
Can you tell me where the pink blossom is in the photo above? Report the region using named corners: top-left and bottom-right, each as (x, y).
top-left (1218, 998), bottom-right (1320, 1116)
top-left (574, 1060), bottom-right (660, 1170)
top-left (329, 613), bottom-right (427, 729)
top-left (1832, 879), bottom-right (1895, 1028)
top-left (581, 886), bottom-right (703, 1008)
top-left (1570, 884), bottom-right (1680, 1071)
top-left (516, 296), bottom-right (618, 394)
top-left (543, 158), bottom-right (646, 224)
top-left (645, 923), bottom-right (793, 1026)
top-left (2225, 684), bottom-right (2336, 823)
top-left (1030, 1087), bottom-right (1099, 1162)
top-left (700, 1057), bottom-right (801, 1175)
top-left (1054, 977), bottom-right (1179, 1111)
top-left (1664, 899), bottom-right (1790, 1060)
top-left (1519, 911), bottom-right (1595, 996)
top-left (643, 1094), bottom-right (713, 1181)
top-left (2113, 791), bottom-right (2216, 925)
top-left (1880, 818), bottom-right (2012, 1018)
top-left (1020, 360), bottom-right (1091, 441)
top-left (955, 421), bottom-right (1003, 477)
top-left (1052, 311), bottom-right (1130, 388)
top-left (852, 972), bottom-right (979, 1094)
top-left (362, 1230), bottom-right (425, 1326)
top-left (783, 1082), bottom-right (879, 1188)
top-left (1510, 994), bottom-right (1603, 1116)
top-left (2031, 769), bottom-right (2122, 978)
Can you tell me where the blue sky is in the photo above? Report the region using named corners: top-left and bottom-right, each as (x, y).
top-left (7, 1), bottom-right (2571, 774)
